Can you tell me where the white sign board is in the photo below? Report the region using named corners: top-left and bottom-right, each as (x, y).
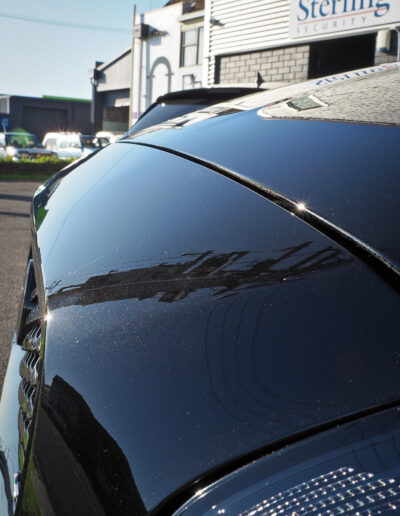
top-left (290, 0), bottom-right (400, 38)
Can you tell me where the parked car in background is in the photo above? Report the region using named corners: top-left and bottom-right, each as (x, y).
top-left (42, 132), bottom-right (108, 159)
top-left (0, 137), bottom-right (5, 159)
top-left (0, 132), bottom-right (57, 160)
top-left (96, 131), bottom-right (124, 144)
top-left (1, 63), bottom-right (400, 515)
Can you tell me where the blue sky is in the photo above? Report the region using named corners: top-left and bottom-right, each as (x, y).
top-left (0, 0), bottom-right (165, 99)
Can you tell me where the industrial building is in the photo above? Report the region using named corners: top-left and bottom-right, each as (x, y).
top-left (0, 95), bottom-right (91, 140)
top-left (204, 0), bottom-right (400, 87)
top-left (89, 0), bottom-right (400, 134)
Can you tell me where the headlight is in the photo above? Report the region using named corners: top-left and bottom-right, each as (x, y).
top-left (174, 407), bottom-right (400, 516)
top-left (6, 146), bottom-right (16, 156)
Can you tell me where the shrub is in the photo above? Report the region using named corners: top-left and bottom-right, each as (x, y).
top-left (0, 157), bottom-right (76, 180)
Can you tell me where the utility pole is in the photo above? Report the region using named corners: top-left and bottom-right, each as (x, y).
top-left (130, 4), bottom-right (136, 127)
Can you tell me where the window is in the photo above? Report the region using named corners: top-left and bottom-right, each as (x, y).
top-left (181, 26), bottom-right (203, 67)
top-left (5, 133), bottom-right (41, 148)
top-left (59, 139), bottom-right (77, 149)
top-left (44, 138), bottom-right (57, 150)
top-left (308, 33), bottom-right (375, 79)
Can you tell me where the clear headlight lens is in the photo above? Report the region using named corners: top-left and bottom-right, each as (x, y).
top-left (174, 408), bottom-right (400, 516)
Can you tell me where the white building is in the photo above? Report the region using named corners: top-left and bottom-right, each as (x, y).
top-left (132, 0), bottom-right (204, 123)
top-left (90, 0), bottom-right (399, 133)
top-left (203, 0), bottom-right (400, 87)
top-left (90, 0), bottom-right (205, 132)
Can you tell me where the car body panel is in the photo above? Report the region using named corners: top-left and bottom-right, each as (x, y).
top-left (1, 65), bottom-right (399, 515)
top-left (16, 142), bottom-right (398, 513)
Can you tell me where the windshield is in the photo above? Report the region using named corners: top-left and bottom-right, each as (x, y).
top-left (80, 136), bottom-right (107, 149)
top-left (6, 133), bottom-right (42, 148)
top-left (129, 101), bottom-right (210, 135)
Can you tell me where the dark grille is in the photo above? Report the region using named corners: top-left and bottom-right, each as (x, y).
top-left (17, 258), bottom-right (42, 469)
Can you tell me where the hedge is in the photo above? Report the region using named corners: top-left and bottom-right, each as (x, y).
top-left (0, 158), bottom-right (75, 181)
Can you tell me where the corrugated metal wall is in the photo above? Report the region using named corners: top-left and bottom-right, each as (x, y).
top-left (208, 0), bottom-right (290, 84)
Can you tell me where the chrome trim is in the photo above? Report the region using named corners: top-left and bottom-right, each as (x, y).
top-left (25, 303), bottom-right (40, 326)
top-left (14, 255), bottom-right (44, 500)
top-left (19, 351), bottom-right (39, 386)
top-left (18, 410), bottom-right (31, 454)
top-left (21, 326), bottom-right (41, 352)
top-left (13, 472), bottom-right (21, 503)
top-left (18, 381), bottom-right (36, 420)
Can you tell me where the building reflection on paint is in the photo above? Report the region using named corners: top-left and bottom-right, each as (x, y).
top-left (48, 241), bottom-right (351, 308)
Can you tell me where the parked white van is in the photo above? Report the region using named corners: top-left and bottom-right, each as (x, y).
top-left (42, 133), bottom-right (107, 159)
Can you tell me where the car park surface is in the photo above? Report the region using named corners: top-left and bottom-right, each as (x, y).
top-left (0, 64), bottom-right (399, 515)
top-left (0, 182), bottom-right (41, 395)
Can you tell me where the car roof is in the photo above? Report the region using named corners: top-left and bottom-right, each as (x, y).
top-left (5, 131), bottom-right (34, 135)
top-left (44, 133), bottom-right (93, 137)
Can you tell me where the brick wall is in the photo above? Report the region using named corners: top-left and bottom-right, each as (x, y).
top-left (374, 52), bottom-right (398, 65)
top-left (216, 44), bottom-right (310, 85)
top-left (374, 29), bottom-right (398, 65)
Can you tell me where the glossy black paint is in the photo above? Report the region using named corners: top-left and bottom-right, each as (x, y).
top-left (129, 114), bottom-right (400, 269)
top-left (15, 141), bottom-right (400, 513)
top-left (20, 376), bottom-right (145, 515)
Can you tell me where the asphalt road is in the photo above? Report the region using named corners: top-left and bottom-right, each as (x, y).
top-left (0, 181), bottom-right (41, 396)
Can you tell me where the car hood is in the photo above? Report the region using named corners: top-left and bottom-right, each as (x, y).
top-left (30, 131), bottom-right (400, 513)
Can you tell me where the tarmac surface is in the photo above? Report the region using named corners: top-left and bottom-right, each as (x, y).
top-left (0, 181), bottom-right (41, 396)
